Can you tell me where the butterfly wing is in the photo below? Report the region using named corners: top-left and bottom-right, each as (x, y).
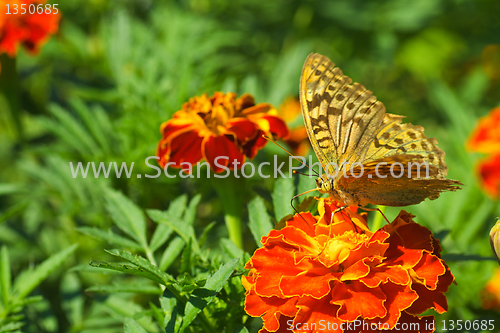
top-left (300, 53), bottom-right (462, 206)
top-left (300, 53), bottom-right (386, 174)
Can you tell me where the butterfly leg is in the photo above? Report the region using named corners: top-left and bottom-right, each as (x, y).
top-left (358, 206), bottom-right (391, 225)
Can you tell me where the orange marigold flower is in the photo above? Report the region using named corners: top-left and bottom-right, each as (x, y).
top-left (157, 92), bottom-right (289, 173)
top-left (278, 97), bottom-right (310, 156)
top-left (467, 107), bottom-right (500, 154)
top-left (0, 0), bottom-right (60, 57)
top-left (481, 268), bottom-right (500, 311)
top-left (476, 153), bottom-right (500, 198)
top-left (243, 198), bottom-right (454, 333)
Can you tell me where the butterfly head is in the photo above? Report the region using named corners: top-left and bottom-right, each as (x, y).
top-left (316, 174), bottom-right (334, 194)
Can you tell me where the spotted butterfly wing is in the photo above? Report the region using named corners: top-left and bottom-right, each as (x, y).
top-left (299, 53), bottom-right (462, 207)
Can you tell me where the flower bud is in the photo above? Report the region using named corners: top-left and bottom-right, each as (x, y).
top-left (490, 218), bottom-right (500, 264)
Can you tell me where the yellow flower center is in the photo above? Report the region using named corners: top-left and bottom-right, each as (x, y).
top-left (322, 231), bottom-right (368, 264)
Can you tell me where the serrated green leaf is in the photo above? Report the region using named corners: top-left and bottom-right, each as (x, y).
top-left (149, 223), bottom-right (174, 253)
top-left (124, 317), bottom-right (148, 333)
top-left (77, 227), bottom-right (142, 250)
top-left (47, 104), bottom-right (101, 156)
top-left (149, 303), bottom-right (164, 330)
top-left (0, 321), bottom-right (23, 332)
top-left (104, 189), bottom-right (147, 248)
top-left (105, 249), bottom-right (175, 286)
top-left (150, 195), bottom-right (188, 253)
top-left (13, 244), bottom-right (78, 299)
top-left (159, 237), bottom-right (185, 272)
top-left (272, 177), bottom-right (294, 222)
top-left (248, 196), bottom-right (273, 246)
top-left (184, 194), bottom-right (201, 226)
top-left (198, 222), bottom-right (216, 248)
top-left (160, 295), bottom-right (179, 333)
top-left (10, 295), bottom-right (43, 308)
top-left (0, 246), bottom-right (11, 306)
top-left (179, 258), bottom-right (239, 332)
top-left (89, 259), bottom-right (164, 285)
top-left (147, 210), bottom-right (195, 248)
top-left (87, 284), bottom-right (162, 294)
top-left (220, 239), bottom-right (244, 260)
top-left (179, 239), bottom-right (192, 275)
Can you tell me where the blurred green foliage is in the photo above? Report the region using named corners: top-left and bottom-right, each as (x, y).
top-left (1, 0), bottom-right (500, 332)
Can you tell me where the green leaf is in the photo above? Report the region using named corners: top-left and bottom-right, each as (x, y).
top-left (198, 222), bottom-right (216, 248)
top-left (89, 260), bottom-right (164, 285)
top-left (104, 188), bottom-right (147, 248)
top-left (0, 201), bottom-right (28, 226)
top-left (149, 223), bottom-right (174, 254)
top-left (159, 237), bottom-right (185, 272)
top-left (272, 177), bottom-right (294, 222)
top-left (124, 317), bottom-right (148, 333)
top-left (160, 295), bottom-right (179, 333)
top-left (150, 195), bottom-right (188, 253)
top-left (220, 239), bottom-right (244, 260)
top-left (77, 227), bottom-right (142, 250)
top-left (0, 184), bottom-right (25, 196)
top-left (180, 239), bottom-right (192, 275)
top-left (184, 194), bottom-right (201, 226)
top-left (248, 196), bottom-right (273, 246)
top-left (46, 104), bottom-right (101, 156)
top-left (0, 321), bottom-right (23, 332)
top-left (13, 244), bottom-right (78, 299)
top-left (87, 283), bottom-right (162, 295)
top-left (147, 210), bottom-right (195, 247)
top-left (105, 249), bottom-right (175, 286)
top-left (234, 326), bottom-right (250, 333)
top-left (0, 246), bottom-right (11, 306)
top-left (179, 258), bottom-right (239, 332)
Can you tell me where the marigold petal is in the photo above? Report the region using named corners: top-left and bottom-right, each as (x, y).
top-left (331, 281), bottom-right (387, 321)
top-left (407, 268), bottom-right (453, 314)
top-left (244, 289), bottom-right (299, 332)
top-left (477, 153), bottom-right (500, 198)
top-left (377, 283), bottom-right (418, 327)
top-left (251, 246), bottom-right (303, 297)
top-left (361, 264), bottom-right (411, 288)
top-left (294, 296), bottom-right (343, 332)
top-left (202, 134), bottom-right (245, 172)
top-left (157, 131), bottom-right (204, 168)
top-left (279, 259), bottom-right (339, 298)
top-left (412, 252), bottom-right (447, 290)
top-left (285, 212), bottom-right (317, 237)
top-left (225, 118), bottom-right (260, 144)
top-left (467, 107), bottom-right (500, 154)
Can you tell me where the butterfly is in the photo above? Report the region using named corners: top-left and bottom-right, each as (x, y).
top-left (299, 53), bottom-right (462, 207)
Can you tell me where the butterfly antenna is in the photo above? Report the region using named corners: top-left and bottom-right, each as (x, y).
top-left (290, 188), bottom-right (320, 229)
top-left (262, 135), bottom-right (319, 177)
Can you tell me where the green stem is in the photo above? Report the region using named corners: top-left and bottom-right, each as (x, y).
top-left (211, 175), bottom-right (245, 249)
top-left (371, 205), bottom-right (386, 231)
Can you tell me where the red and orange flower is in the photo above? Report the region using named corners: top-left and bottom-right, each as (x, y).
top-left (467, 107), bottom-right (500, 198)
top-left (157, 92), bottom-right (289, 173)
top-left (0, 0), bottom-right (60, 57)
top-left (481, 268), bottom-right (500, 311)
top-left (243, 198), bottom-right (454, 333)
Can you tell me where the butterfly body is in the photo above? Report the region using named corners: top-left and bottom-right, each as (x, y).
top-left (300, 53), bottom-right (462, 207)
